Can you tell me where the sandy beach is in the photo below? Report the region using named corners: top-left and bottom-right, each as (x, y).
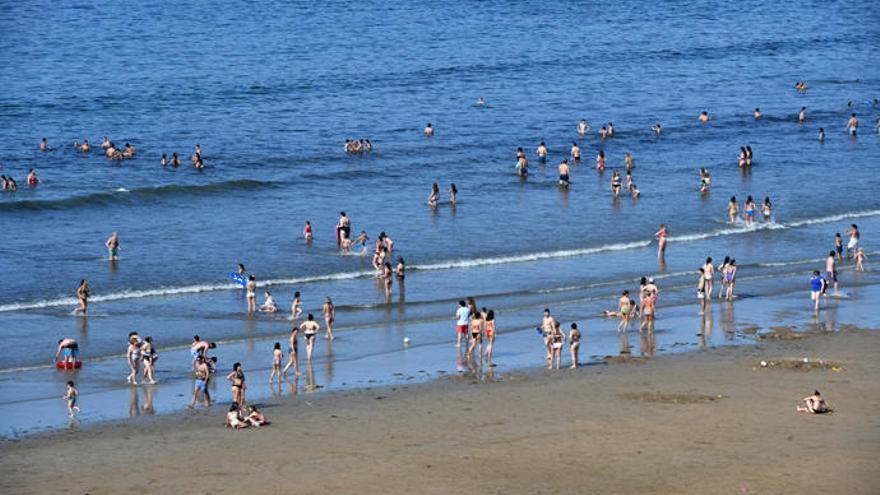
top-left (2, 324), bottom-right (877, 494)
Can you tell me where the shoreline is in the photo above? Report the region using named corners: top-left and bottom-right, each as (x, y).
top-left (2, 321), bottom-right (877, 494)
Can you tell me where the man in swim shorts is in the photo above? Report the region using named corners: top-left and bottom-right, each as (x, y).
top-left (190, 356), bottom-right (211, 408)
top-left (105, 232), bottom-right (119, 260)
top-left (558, 159), bottom-right (571, 186)
top-left (54, 338), bottom-right (79, 365)
top-left (455, 300), bottom-right (469, 347)
top-left (846, 113), bottom-right (858, 135)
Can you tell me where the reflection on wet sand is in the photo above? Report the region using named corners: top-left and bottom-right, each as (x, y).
top-left (639, 328), bottom-right (656, 358)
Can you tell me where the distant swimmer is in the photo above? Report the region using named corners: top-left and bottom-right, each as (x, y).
top-left (39, 137), bottom-right (49, 151)
top-left (123, 142), bottom-right (137, 158)
top-left (54, 338), bottom-right (79, 366)
top-left (845, 224), bottom-right (860, 258)
top-left (607, 122), bottom-right (615, 136)
top-left (754, 108), bottom-right (762, 119)
top-left (846, 113), bottom-right (858, 135)
top-left (449, 183), bottom-right (458, 205)
top-left (303, 220), bottom-right (313, 240)
top-left (476, 96), bottom-right (485, 106)
top-left (818, 128), bottom-right (825, 141)
top-left (624, 152), bottom-right (634, 171)
top-left (651, 123), bottom-right (662, 136)
top-left (536, 141), bottom-right (548, 161)
top-left (160, 154), bottom-right (167, 166)
top-left (260, 291), bottom-right (278, 313)
top-left (74, 279), bottom-right (90, 315)
top-left (427, 182), bottom-right (439, 207)
top-left (105, 231), bottom-right (119, 260)
top-left (699, 111), bottom-right (710, 123)
top-left (738, 147), bottom-right (747, 168)
top-left (595, 150), bottom-right (606, 171)
top-left (424, 123), bottom-right (434, 137)
top-left (27, 168), bottom-right (39, 186)
top-left (746, 146), bottom-right (753, 165)
top-left (630, 184), bottom-right (640, 198)
top-left (654, 224), bottom-right (668, 257)
top-left (798, 106), bottom-right (806, 123)
top-left (577, 119), bottom-right (590, 136)
top-left (626, 170), bottom-right (633, 191)
top-left (558, 159), bottom-right (571, 187)
top-left (794, 81), bottom-right (808, 92)
top-left (101, 136), bottom-right (111, 149)
top-left (4, 176), bottom-right (15, 191)
top-left (699, 168), bottom-right (711, 192)
top-left (762, 197), bottom-right (773, 220)
top-left (170, 152), bottom-right (181, 167)
top-left (191, 144), bottom-right (202, 163)
top-left (875, 118), bottom-right (880, 134)
top-left (63, 381), bottom-right (80, 418)
top-left (515, 153), bottom-right (528, 177)
top-left (78, 140), bottom-right (91, 152)
top-left (598, 125), bottom-right (609, 139)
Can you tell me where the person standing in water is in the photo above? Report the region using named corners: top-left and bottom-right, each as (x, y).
top-left (617, 291), bottom-right (632, 333)
top-left (846, 113), bottom-right (858, 135)
top-left (548, 321), bottom-right (565, 370)
top-left (449, 184), bottom-right (458, 205)
top-left (105, 232), bottom-right (120, 260)
top-left (724, 260), bottom-right (737, 300)
top-left (798, 106), bottom-right (806, 123)
top-left (826, 251), bottom-right (839, 294)
top-left (269, 343), bottom-right (283, 383)
top-left (558, 159), bottom-right (571, 187)
top-left (63, 381), bottom-right (80, 418)
top-left (595, 150), bottom-right (606, 171)
top-left (424, 123), bottom-right (434, 136)
top-left (703, 257), bottom-right (715, 300)
top-left (577, 119), bottom-right (590, 136)
top-left (654, 224), bottom-right (668, 257)
top-left (754, 108), bottom-right (762, 119)
top-left (427, 182), bottom-right (439, 207)
top-left (743, 196), bottom-right (757, 224)
top-left (336, 212), bottom-right (350, 245)
top-left (303, 221), bottom-right (313, 240)
top-left (246, 276), bottom-right (257, 313)
top-left (570, 142), bottom-right (581, 162)
top-left (699, 111), bottom-right (710, 123)
top-left (74, 280), bottom-right (90, 315)
top-left (300, 314), bottom-right (321, 361)
top-left (322, 297), bottom-right (335, 340)
top-left (54, 338), bottom-right (79, 366)
top-left (467, 310), bottom-right (484, 360)
top-left (727, 196), bottom-right (739, 223)
top-left (536, 142), bottom-right (548, 162)
top-left (810, 270), bottom-right (826, 311)
top-left (855, 248), bottom-right (866, 272)
top-left (697, 268), bottom-right (707, 315)
top-left (762, 197), bottom-right (773, 221)
top-left (283, 322), bottom-right (300, 377)
top-left (845, 224), bottom-right (860, 258)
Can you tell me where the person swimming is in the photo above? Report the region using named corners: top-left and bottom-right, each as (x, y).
top-left (699, 111), bottom-right (710, 123)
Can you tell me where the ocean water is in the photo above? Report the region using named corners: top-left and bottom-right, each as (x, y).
top-left (0, 0), bottom-right (879, 433)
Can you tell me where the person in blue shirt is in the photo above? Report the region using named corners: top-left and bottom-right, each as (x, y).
top-left (810, 270), bottom-right (826, 311)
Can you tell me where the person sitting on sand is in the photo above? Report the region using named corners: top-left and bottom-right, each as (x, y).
top-left (797, 390), bottom-right (831, 414)
top-left (260, 291), bottom-right (278, 313)
top-left (226, 403), bottom-right (248, 429)
top-left (245, 405), bottom-right (267, 426)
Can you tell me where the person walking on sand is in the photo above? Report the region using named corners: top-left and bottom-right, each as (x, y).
top-left (617, 291), bottom-right (633, 333)
top-left (63, 381), bottom-right (80, 418)
top-left (300, 314), bottom-right (321, 361)
top-left (654, 224), bottom-right (668, 257)
top-left (190, 356), bottom-right (211, 408)
top-left (825, 251), bottom-right (839, 294)
top-left (227, 362), bottom-right (246, 406)
top-left (834, 233), bottom-right (844, 260)
top-left (703, 257), bottom-right (715, 299)
top-left (322, 297), bottom-right (335, 340)
top-left (810, 270), bottom-right (825, 311)
top-left (569, 323), bottom-right (581, 368)
top-left (454, 300), bottom-right (469, 347)
top-left (269, 342), bottom-right (283, 383)
top-left (246, 276), bottom-right (257, 313)
top-left (74, 279), bottom-right (90, 315)
top-left (540, 308), bottom-right (558, 361)
top-left (283, 322), bottom-right (300, 377)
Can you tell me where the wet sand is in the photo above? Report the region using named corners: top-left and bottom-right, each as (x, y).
top-left (2, 324), bottom-right (878, 494)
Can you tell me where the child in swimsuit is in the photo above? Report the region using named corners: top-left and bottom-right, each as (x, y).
top-left (63, 381), bottom-right (80, 417)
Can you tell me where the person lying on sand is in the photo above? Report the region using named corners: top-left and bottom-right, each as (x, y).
top-left (797, 390), bottom-right (831, 414)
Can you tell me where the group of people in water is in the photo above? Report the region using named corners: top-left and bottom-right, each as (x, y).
top-left (343, 139), bottom-right (374, 154)
top-left (1, 168), bottom-right (39, 191)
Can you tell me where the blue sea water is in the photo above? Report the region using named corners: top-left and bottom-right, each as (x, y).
top-left (0, 0), bottom-right (879, 433)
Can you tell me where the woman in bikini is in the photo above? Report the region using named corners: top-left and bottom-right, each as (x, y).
top-left (727, 196), bottom-right (739, 223)
top-left (654, 224), bottom-right (668, 257)
top-left (427, 182), bottom-right (439, 208)
top-left (322, 297), bottom-right (336, 340)
top-left (569, 323), bottom-right (581, 368)
top-left (762, 197), bottom-right (773, 221)
top-left (290, 291), bottom-right (303, 320)
top-left (246, 276), bottom-right (257, 313)
top-left (141, 336), bottom-right (157, 384)
top-left (269, 343), bottom-right (283, 383)
top-left (484, 310), bottom-right (496, 365)
top-left (617, 291), bottom-right (632, 333)
top-left (596, 150), bottom-right (606, 171)
top-left (724, 260), bottom-right (737, 300)
top-left (610, 170), bottom-right (622, 197)
top-left (301, 314), bottom-right (320, 361)
top-left (283, 323), bottom-right (300, 377)
top-left (744, 196), bottom-right (757, 224)
top-left (549, 321), bottom-right (566, 369)
top-left (74, 279), bottom-right (90, 315)
top-left (797, 390), bottom-right (830, 414)
top-left (227, 362), bottom-right (246, 406)
top-left (126, 336), bottom-right (142, 385)
top-left (640, 294), bottom-right (655, 332)
top-left (467, 310), bottom-right (484, 360)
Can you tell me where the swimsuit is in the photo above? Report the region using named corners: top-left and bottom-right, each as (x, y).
top-left (559, 174), bottom-right (569, 182)
top-left (195, 379), bottom-right (207, 391)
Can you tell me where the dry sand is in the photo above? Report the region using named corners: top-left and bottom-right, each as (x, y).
top-left (2, 328), bottom-right (878, 494)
